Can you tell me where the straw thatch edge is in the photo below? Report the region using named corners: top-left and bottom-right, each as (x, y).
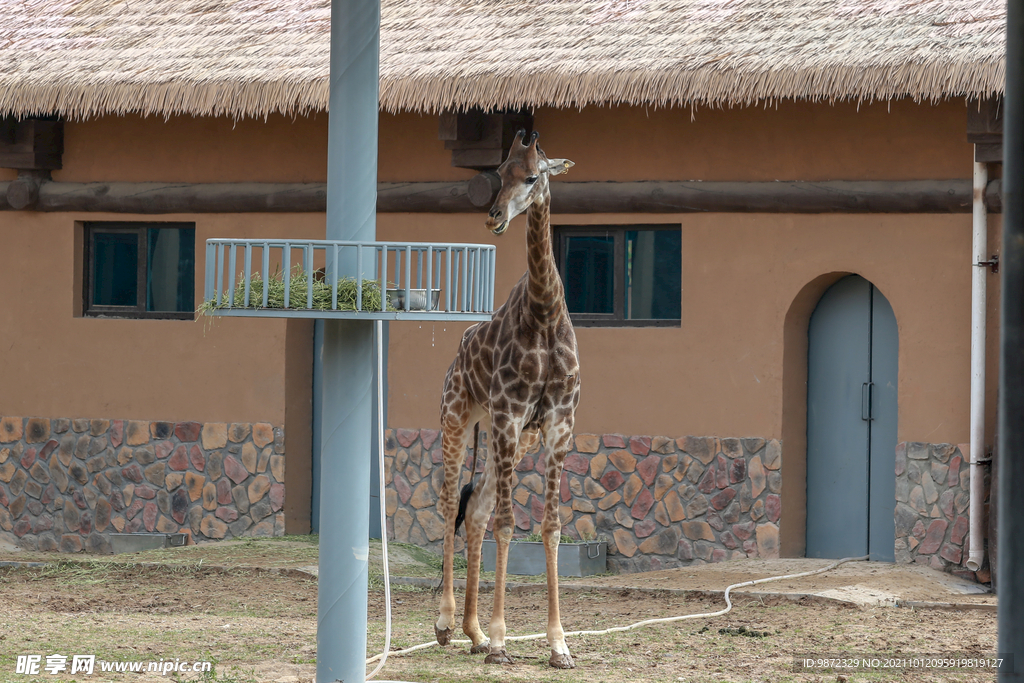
top-left (0, 60), bottom-right (1006, 120)
top-left (380, 60), bottom-right (1008, 114)
top-left (0, 79), bottom-right (332, 121)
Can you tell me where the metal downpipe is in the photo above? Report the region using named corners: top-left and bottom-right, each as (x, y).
top-left (967, 158), bottom-right (988, 573)
top-left (998, 0), bottom-right (1024, 678)
top-left (316, 0), bottom-right (380, 682)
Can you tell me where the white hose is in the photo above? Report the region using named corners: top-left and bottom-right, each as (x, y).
top-left (366, 552), bottom-right (869, 667)
top-left (366, 319), bottom-right (392, 681)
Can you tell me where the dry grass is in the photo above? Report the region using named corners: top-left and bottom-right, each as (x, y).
top-left (198, 267), bottom-right (392, 316)
top-left (0, 562), bottom-right (998, 683)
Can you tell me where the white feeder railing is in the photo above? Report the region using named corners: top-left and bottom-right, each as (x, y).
top-left (203, 239), bottom-right (496, 321)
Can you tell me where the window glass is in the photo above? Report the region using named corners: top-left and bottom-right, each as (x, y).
top-left (563, 235), bottom-right (614, 314)
top-left (555, 224), bottom-right (681, 326)
top-left (86, 223), bottom-right (195, 318)
top-left (147, 228), bottom-right (195, 312)
top-left (92, 232), bottom-right (138, 306)
top-left (625, 229), bottom-right (681, 320)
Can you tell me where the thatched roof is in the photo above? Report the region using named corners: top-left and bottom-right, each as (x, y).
top-left (0, 0), bottom-right (1006, 119)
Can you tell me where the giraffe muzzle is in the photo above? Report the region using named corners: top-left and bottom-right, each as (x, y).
top-left (490, 220), bottom-right (509, 235)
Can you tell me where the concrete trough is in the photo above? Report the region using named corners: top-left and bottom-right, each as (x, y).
top-left (108, 533), bottom-right (188, 554)
top-left (481, 539), bottom-right (607, 577)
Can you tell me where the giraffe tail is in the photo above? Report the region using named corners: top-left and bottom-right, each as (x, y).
top-left (454, 422), bottom-right (481, 535)
top-left (454, 479), bottom-right (475, 535)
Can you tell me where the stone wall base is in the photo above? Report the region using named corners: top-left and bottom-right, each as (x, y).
top-left (0, 416), bottom-right (286, 553)
top-left (385, 429), bottom-right (782, 570)
top-left (385, 430), bottom-right (988, 581)
top-left (895, 441), bottom-right (986, 583)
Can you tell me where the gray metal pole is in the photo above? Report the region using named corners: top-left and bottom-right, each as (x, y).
top-left (318, 319), bottom-right (374, 683)
top-left (317, 0), bottom-right (380, 681)
top-left (999, 0), bottom-right (1024, 679)
top-left (326, 0), bottom-right (379, 255)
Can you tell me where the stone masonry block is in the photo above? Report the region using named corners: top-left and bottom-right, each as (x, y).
top-left (125, 421), bottom-right (150, 446)
top-left (0, 417), bottom-right (23, 443)
top-left (202, 423), bottom-right (228, 450)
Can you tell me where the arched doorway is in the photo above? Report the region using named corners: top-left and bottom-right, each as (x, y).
top-left (805, 275), bottom-right (898, 561)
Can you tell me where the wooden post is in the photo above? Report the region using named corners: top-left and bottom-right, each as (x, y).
top-left (0, 178), bottom-right (1004, 214)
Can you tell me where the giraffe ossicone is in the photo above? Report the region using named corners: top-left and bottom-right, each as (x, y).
top-left (434, 130), bottom-right (581, 669)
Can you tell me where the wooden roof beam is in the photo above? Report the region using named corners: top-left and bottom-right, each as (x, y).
top-left (967, 97), bottom-right (1003, 163)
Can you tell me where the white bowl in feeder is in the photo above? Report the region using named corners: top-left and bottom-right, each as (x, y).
top-left (386, 288), bottom-right (441, 311)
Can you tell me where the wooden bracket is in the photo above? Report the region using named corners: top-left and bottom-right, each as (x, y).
top-left (5, 170), bottom-right (48, 210)
top-left (0, 118), bottom-right (64, 170)
top-left (967, 98), bottom-right (1002, 163)
top-left (467, 171), bottom-right (501, 207)
top-left (438, 109), bottom-right (533, 169)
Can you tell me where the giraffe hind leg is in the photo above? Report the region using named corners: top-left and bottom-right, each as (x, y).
top-left (460, 415), bottom-right (498, 653)
top-left (461, 463), bottom-right (494, 653)
top-left (482, 425), bottom-right (538, 664)
top-left (542, 421), bottom-right (575, 669)
top-left (483, 420), bottom-right (522, 665)
top-left (435, 401), bottom-right (482, 646)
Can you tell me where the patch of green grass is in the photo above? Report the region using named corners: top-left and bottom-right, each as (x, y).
top-left (390, 541), bottom-right (467, 572)
top-left (173, 658), bottom-right (258, 683)
top-left (198, 266), bottom-right (394, 315)
top-left (257, 534), bottom-right (319, 544)
top-left (32, 559), bottom-right (119, 585)
top-left (117, 537), bottom-right (320, 569)
top-left (519, 533), bottom-right (577, 544)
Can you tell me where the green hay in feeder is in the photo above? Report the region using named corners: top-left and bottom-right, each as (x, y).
top-left (197, 266), bottom-right (395, 317)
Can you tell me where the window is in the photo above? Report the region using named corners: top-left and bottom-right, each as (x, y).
top-left (84, 222), bottom-right (195, 319)
top-left (556, 225), bottom-right (681, 327)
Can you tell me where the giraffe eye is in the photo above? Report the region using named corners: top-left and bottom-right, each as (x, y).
top-left (525, 176), bottom-right (538, 184)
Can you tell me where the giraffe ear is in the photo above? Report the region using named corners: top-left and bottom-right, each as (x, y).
top-left (544, 158), bottom-right (574, 176)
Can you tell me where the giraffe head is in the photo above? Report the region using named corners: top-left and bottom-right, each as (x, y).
top-left (486, 130), bottom-right (574, 235)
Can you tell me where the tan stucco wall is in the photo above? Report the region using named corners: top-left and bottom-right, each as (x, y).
top-left (382, 212), bottom-right (983, 446)
top-left (0, 99), bottom-right (991, 474)
top-left (48, 99), bottom-right (970, 185)
top-left (0, 212), bottom-right (322, 424)
top-left (537, 99), bottom-right (971, 181)
top-left (51, 111), bottom-right (465, 184)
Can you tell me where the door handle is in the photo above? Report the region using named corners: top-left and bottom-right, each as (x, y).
top-left (861, 382), bottom-right (874, 421)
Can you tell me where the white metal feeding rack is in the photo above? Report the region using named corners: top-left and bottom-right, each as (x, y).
top-left (202, 235), bottom-right (495, 683)
top-left (204, 238), bottom-right (496, 321)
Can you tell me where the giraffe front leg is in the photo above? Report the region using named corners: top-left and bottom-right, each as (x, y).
top-left (466, 426), bottom-right (535, 655)
top-left (484, 425), bottom-right (517, 664)
top-left (462, 465), bottom-right (496, 653)
top-left (485, 513), bottom-right (514, 664)
top-left (434, 463), bottom-right (458, 645)
top-left (435, 415), bottom-right (472, 645)
top-left (542, 433), bottom-right (575, 668)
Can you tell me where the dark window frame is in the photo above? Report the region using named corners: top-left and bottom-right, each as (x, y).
top-left (554, 224), bottom-right (681, 328)
top-left (83, 222), bottom-right (195, 320)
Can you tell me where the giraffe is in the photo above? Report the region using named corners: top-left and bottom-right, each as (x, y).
top-left (433, 129), bottom-right (579, 669)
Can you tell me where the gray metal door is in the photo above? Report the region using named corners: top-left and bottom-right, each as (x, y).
top-left (806, 275), bottom-right (898, 561)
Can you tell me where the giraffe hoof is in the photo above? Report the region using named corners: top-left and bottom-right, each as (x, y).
top-left (470, 641), bottom-right (491, 654)
top-left (549, 652), bottom-right (576, 669)
top-left (484, 649), bottom-right (514, 664)
top-left (435, 626), bottom-right (452, 646)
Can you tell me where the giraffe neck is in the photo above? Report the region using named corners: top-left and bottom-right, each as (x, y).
top-left (523, 186), bottom-right (564, 325)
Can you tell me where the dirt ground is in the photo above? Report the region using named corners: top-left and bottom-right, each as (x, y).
top-left (0, 557), bottom-right (1000, 683)
top-left (578, 558), bottom-right (995, 607)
